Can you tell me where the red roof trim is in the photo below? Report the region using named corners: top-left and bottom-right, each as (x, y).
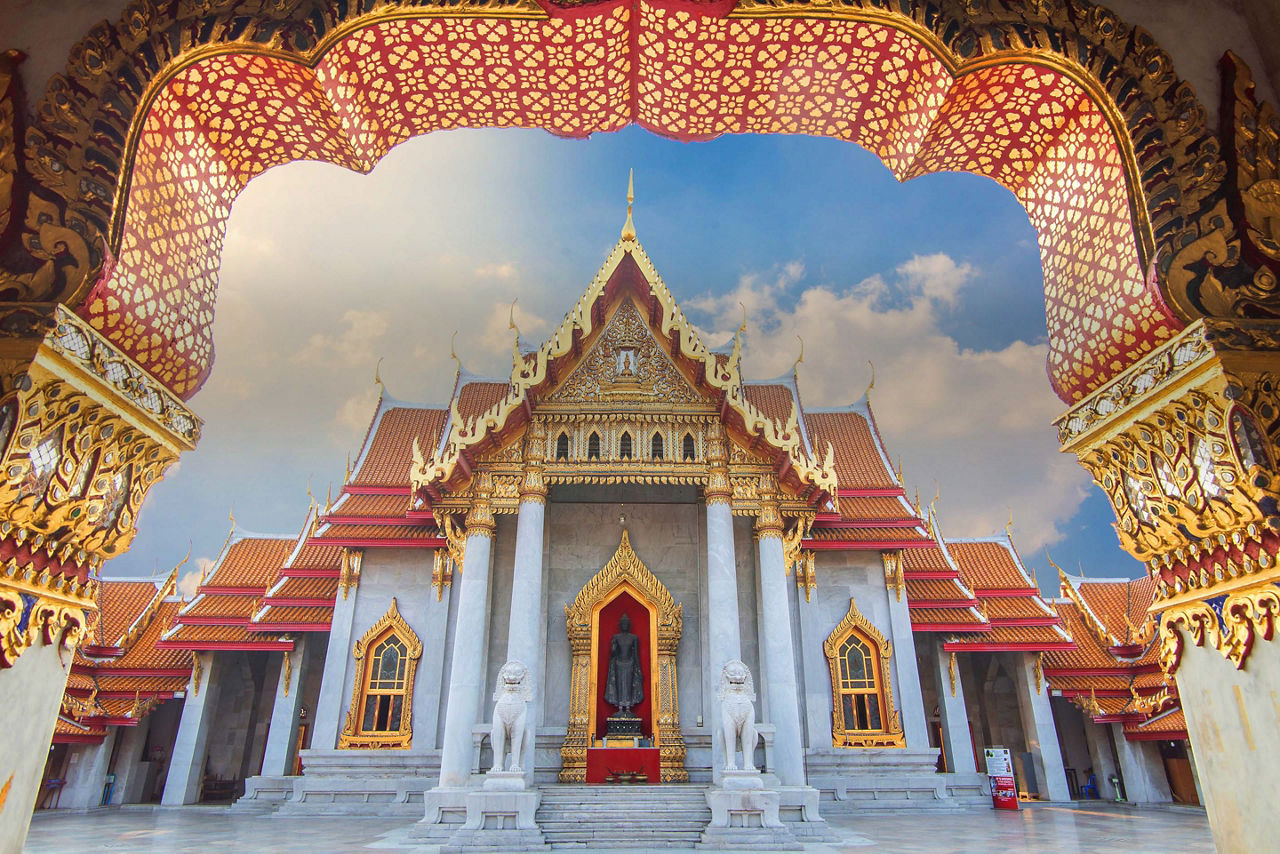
top-left (1125, 729), bottom-right (1188, 742)
top-left (989, 617), bottom-right (1063, 628)
top-left (945, 641), bottom-right (1077, 652)
top-left (80, 645), bottom-right (124, 658)
top-left (195, 586), bottom-right (266, 596)
top-left (968, 588), bottom-right (1041, 598)
top-left (1044, 665), bottom-right (1162, 677)
top-left (82, 716), bottom-right (143, 727)
top-left (343, 485), bottom-right (412, 496)
top-left (306, 536), bottom-right (444, 549)
top-left (156, 640), bottom-right (294, 651)
top-left (95, 691), bottom-right (179, 700)
top-left (176, 615), bottom-right (253, 626)
top-left (804, 539), bottom-right (936, 551)
top-left (818, 519), bottom-right (922, 529)
top-left (908, 599), bottom-right (979, 609)
top-left (251, 621), bottom-right (332, 632)
top-left (913, 623), bottom-right (994, 633)
top-left (838, 488), bottom-right (904, 497)
top-left (54, 733), bottom-right (106, 744)
top-left (282, 568), bottom-right (341, 579)
top-left (320, 516), bottom-right (410, 526)
top-left (262, 597), bottom-right (334, 608)
top-left (904, 570), bottom-right (961, 580)
top-left (73, 667), bottom-right (191, 678)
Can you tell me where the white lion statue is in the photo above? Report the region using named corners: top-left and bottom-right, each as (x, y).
top-left (717, 659), bottom-right (759, 771)
top-left (490, 660), bottom-right (532, 773)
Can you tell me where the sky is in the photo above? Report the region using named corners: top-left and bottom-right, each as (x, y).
top-left (104, 125), bottom-right (1147, 595)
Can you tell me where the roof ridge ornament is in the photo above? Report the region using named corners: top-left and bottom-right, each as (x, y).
top-left (621, 168), bottom-right (636, 241)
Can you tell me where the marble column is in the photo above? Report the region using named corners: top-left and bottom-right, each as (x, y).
top-left (1110, 724), bottom-right (1172, 803)
top-left (932, 643), bottom-right (976, 773)
top-left (260, 638), bottom-right (308, 777)
top-left (61, 730), bottom-right (118, 809)
top-left (883, 551), bottom-right (930, 750)
top-left (109, 718), bottom-right (152, 805)
top-left (162, 651), bottom-right (223, 805)
top-left (437, 472), bottom-right (497, 789)
top-left (754, 490), bottom-right (806, 787)
top-left (311, 551), bottom-right (361, 750)
top-left (1012, 652), bottom-right (1070, 801)
top-left (1082, 719), bottom-right (1119, 799)
top-left (506, 432), bottom-right (547, 780)
top-left (705, 433), bottom-right (740, 779)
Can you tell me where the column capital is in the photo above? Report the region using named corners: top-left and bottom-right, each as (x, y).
top-left (520, 422), bottom-right (548, 504)
top-left (465, 470), bottom-right (496, 538)
top-left (705, 431), bottom-right (732, 506)
top-left (753, 474), bottom-right (783, 539)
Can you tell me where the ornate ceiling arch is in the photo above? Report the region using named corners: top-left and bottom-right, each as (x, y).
top-left (0, 0), bottom-right (1274, 402)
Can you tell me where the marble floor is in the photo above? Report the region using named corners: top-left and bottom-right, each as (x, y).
top-left (24, 802), bottom-right (1214, 853)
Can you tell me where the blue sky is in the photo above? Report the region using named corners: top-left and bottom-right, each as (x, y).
top-left (107, 125), bottom-right (1144, 592)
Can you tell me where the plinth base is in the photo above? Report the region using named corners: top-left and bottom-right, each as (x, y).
top-left (604, 710), bottom-right (643, 738)
top-left (439, 789), bottom-right (548, 852)
top-left (698, 788), bottom-right (801, 850)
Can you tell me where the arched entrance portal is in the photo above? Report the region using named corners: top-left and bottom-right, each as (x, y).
top-left (2, 2), bottom-right (1280, 851)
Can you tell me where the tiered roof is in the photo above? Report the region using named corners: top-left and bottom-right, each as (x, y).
top-left (59, 570), bottom-right (192, 744)
top-left (1044, 573), bottom-right (1184, 740)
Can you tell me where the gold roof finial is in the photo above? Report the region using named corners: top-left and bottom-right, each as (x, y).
top-left (374, 357), bottom-right (384, 390)
top-left (793, 335), bottom-right (805, 376)
top-left (228, 506), bottom-right (236, 536)
top-left (621, 168), bottom-right (636, 241)
top-left (1005, 507), bottom-right (1014, 538)
top-left (509, 298), bottom-right (522, 365)
top-left (866, 361), bottom-right (876, 398)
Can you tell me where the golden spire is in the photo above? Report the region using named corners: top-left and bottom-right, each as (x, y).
top-left (621, 168), bottom-right (636, 241)
top-left (374, 357), bottom-right (384, 390)
top-left (865, 361), bottom-right (876, 398)
top-left (792, 335), bottom-right (805, 376)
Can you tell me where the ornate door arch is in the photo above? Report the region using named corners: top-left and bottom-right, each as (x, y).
top-left (560, 531), bottom-right (687, 783)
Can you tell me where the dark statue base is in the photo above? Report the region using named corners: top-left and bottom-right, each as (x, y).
top-left (605, 710), bottom-right (643, 738)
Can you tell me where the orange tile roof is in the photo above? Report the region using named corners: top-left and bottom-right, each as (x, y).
top-left (905, 577), bottom-right (976, 603)
top-left (95, 673), bottom-right (189, 695)
top-left (744, 383), bottom-right (796, 424)
top-left (110, 602), bottom-right (191, 671)
top-left (902, 545), bottom-right (954, 573)
top-left (837, 495), bottom-right (915, 520)
top-left (182, 594), bottom-right (258, 620)
top-left (54, 718), bottom-right (107, 739)
top-left (316, 523), bottom-right (440, 541)
top-left (804, 410), bottom-right (897, 489)
top-left (983, 597), bottom-right (1056, 621)
top-left (254, 605), bottom-right (333, 626)
top-left (948, 540), bottom-right (1034, 590)
top-left (1044, 602), bottom-right (1124, 670)
top-left (353, 406), bottom-right (449, 487)
top-left (271, 576), bottom-right (339, 600)
top-left (206, 536), bottom-right (293, 589)
top-left (285, 540), bottom-right (343, 571)
top-left (947, 623), bottom-right (1072, 648)
top-left (910, 607), bottom-right (986, 626)
top-left (810, 525), bottom-right (931, 543)
top-left (1042, 674), bottom-right (1131, 694)
top-left (162, 623), bottom-right (259, 645)
top-left (93, 580), bottom-right (165, 647)
top-left (1075, 577), bottom-right (1158, 646)
top-left (1131, 708), bottom-right (1186, 734)
top-left (331, 492), bottom-right (410, 518)
top-left (457, 381), bottom-right (508, 420)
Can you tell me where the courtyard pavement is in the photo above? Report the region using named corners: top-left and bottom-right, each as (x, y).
top-left (24, 802), bottom-right (1214, 853)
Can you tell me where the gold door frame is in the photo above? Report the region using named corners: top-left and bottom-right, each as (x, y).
top-left (560, 531), bottom-right (687, 783)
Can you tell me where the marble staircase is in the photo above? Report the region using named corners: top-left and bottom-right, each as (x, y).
top-left (535, 784), bottom-right (711, 848)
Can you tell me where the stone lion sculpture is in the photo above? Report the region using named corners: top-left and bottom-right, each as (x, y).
top-left (491, 660), bottom-right (532, 773)
top-left (717, 659), bottom-right (759, 771)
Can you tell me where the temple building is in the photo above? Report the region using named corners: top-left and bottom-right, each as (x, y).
top-left (42, 214), bottom-right (1199, 845)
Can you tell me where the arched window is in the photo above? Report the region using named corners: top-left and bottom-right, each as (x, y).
top-left (341, 598), bottom-right (422, 749)
top-left (682, 433), bottom-right (695, 461)
top-left (556, 431), bottom-right (570, 461)
top-left (619, 432), bottom-right (633, 460)
top-left (588, 431), bottom-right (601, 460)
top-left (651, 432), bottom-right (664, 460)
top-left (824, 597), bottom-right (904, 748)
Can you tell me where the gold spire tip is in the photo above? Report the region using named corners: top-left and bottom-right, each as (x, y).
top-left (621, 168), bottom-right (636, 241)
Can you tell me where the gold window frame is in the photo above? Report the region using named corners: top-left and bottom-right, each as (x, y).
top-left (339, 598), bottom-right (423, 749)
top-left (824, 596), bottom-right (905, 748)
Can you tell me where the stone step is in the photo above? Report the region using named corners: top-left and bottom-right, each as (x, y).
top-left (536, 785), bottom-right (712, 848)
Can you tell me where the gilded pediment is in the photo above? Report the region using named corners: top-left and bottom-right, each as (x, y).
top-left (542, 300), bottom-right (713, 410)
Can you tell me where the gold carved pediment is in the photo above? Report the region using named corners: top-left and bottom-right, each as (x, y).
top-left (543, 300), bottom-right (712, 410)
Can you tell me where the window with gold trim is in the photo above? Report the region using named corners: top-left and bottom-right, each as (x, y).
top-left (340, 598), bottom-right (422, 749)
top-left (824, 597), bottom-right (904, 748)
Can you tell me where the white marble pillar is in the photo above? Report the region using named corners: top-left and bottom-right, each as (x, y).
top-left (883, 553), bottom-right (930, 750)
top-left (704, 436), bottom-right (741, 781)
top-left (61, 730), bottom-right (118, 809)
top-left (1082, 719), bottom-right (1119, 799)
top-left (1012, 652), bottom-right (1070, 802)
top-left (1110, 724), bottom-right (1172, 803)
top-left (162, 651), bottom-right (223, 805)
top-left (754, 499), bottom-right (806, 787)
top-left (506, 441), bottom-right (547, 780)
top-left (311, 561), bottom-right (360, 750)
top-left (260, 638), bottom-right (308, 777)
top-left (437, 474), bottom-right (497, 789)
top-left (109, 718), bottom-right (152, 805)
top-left (932, 643), bottom-right (976, 773)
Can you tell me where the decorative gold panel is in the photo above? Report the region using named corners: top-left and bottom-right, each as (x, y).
top-left (340, 598), bottom-right (423, 750)
top-left (823, 596), bottom-right (905, 748)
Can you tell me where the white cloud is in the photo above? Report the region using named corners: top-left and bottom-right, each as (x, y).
top-left (692, 255), bottom-right (1089, 553)
top-left (177, 559), bottom-right (213, 598)
top-left (479, 300), bottom-right (549, 358)
top-left (292, 309), bottom-right (390, 367)
top-left (474, 262), bottom-right (518, 280)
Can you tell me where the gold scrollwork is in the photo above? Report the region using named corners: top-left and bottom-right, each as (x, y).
top-left (823, 596), bottom-right (905, 748)
top-left (0, 587), bottom-right (86, 669)
top-left (338, 548), bottom-right (362, 601)
top-left (1157, 583), bottom-right (1280, 673)
top-left (339, 598), bottom-right (423, 750)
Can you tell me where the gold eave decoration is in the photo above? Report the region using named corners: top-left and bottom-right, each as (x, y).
top-left (824, 596), bottom-right (905, 749)
top-left (560, 530), bottom-right (687, 783)
top-left (339, 597), bottom-right (423, 750)
top-left (410, 235), bottom-right (836, 507)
